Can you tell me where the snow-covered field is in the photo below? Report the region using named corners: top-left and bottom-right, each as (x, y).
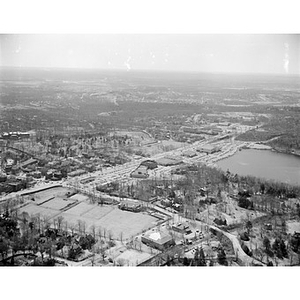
top-left (287, 221), bottom-right (300, 234)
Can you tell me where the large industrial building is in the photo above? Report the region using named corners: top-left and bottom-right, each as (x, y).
top-left (140, 160), bottom-right (158, 169)
top-left (141, 230), bottom-right (175, 251)
top-left (130, 165), bottom-right (149, 179)
top-left (118, 199), bottom-right (142, 212)
top-left (197, 144), bottom-right (221, 154)
top-left (182, 150), bottom-right (197, 158)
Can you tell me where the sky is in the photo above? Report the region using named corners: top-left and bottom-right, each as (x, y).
top-left (0, 34), bottom-right (299, 74)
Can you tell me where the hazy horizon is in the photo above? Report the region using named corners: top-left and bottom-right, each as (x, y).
top-left (2, 65), bottom-right (300, 78)
top-left (1, 34), bottom-right (300, 75)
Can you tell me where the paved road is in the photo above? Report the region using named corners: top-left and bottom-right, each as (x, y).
top-left (209, 224), bottom-right (264, 266)
top-left (64, 127), bottom-right (254, 194)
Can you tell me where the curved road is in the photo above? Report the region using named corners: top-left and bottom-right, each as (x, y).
top-left (209, 224), bottom-right (264, 266)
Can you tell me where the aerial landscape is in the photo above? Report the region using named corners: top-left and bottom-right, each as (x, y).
top-left (1, 34), bottom-right (300, 267)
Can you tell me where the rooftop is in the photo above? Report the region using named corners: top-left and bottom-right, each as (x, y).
top-left (143, 230), bottom-right (173, 245)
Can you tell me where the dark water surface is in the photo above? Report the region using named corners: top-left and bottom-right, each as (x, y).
top-left (217, 149), bottom-right (300, 186)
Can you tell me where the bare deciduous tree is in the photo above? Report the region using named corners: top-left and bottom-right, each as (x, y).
top-left (77, 220), bottom-right (82, 234)
top-left (69, 224), bottom-right (75, 236)
top-left (53, 218), bottom-right (58, 229)
top-left (57, 216), bottom-right (64, 231)
top-left (99, 247), bottom-right (106, 261)
top-left (63, 220), bottom-right (68, 233)
top-left (97, 227), bottom-right (102, 240)
top-left (82, 221), bottom-right (86, 235)
top-left (108, 230), bottom-right (113, 241)
top-left (90, 225), bottom-right (96, 240)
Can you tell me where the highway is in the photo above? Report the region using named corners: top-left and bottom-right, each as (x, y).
top-left (0, 125), bottom-right (253, 203)
top-left (63, 124), bottom-right (255, 197)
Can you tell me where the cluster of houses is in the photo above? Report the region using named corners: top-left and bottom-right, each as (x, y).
top-left (0, 175), bottom-right (29, 193)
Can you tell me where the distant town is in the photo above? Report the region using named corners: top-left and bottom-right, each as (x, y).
top-left (1, 68), bottom-right (300, 266)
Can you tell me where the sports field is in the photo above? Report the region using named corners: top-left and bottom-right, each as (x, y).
top-left (58, 207), bottom-right (157, 239)
top-left (96, 209), bottom-right (157, 239)
top-left (19, 187), bottom-right (158, 240)
top-left (63, 202), bottom-right (94, 216)
top-left (19, 204), bottom-right (61, 219)
top-left (40, 197), bottom-right (76, 211)
top-left (31, 187), bottom-right (74, 205)
top-left (81, 206), bottom-right (113, 220)
top-left (69, 194), bottom-right (89, 202)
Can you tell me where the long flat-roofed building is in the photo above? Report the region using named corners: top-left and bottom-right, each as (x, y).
top-left (68, 169), bottom-right (86, 177)
top-left (156, 156), bottom-right (183, 166)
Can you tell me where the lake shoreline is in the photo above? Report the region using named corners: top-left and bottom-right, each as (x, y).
top-left (216, 146), bottom-right (300, 186)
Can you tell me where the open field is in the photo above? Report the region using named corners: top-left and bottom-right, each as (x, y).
top-left (287, 221), bottom-right (300, 234)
